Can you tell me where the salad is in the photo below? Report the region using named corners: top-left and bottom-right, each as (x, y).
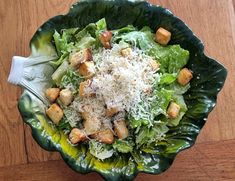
top-left (45, 18), bottom-right (193, 160)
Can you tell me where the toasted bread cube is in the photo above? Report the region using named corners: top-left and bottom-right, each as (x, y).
top-left (45, 88), bottom-right (60, 103)
top-left (80, 106), bottom-right (101, 135)
top-left (149, 59), bottom-right (160, 71)
top-left (46, 103), bottom-right (63, 124)
top-left (69, 49), bottom-right (93, 68)
top-left (79, 80), bottom-right (95, 98)
top-left (106, 107), bottom-right (119, 117)
top-left (59, 89), bottom-right (73, 106)
top-left (79, 81), bottom-right (89, 98)
top-left (69, 128), bottom-right (87, 144)
top-left (91, 129), bottom-right (114, 144)
top-left (167, 102), bottom-right (180, 119)
top-left (78, 61), bottom-right (95, 78)
top-left (114, 119), bottom-right (129, 139)
top-left (121, 48), bottom-right (132, 57)
top-left (155, 27), bottom-right (171, 45)
top-left (99, 31), bottom-right (112, 49)
top-left (177, 68), bottom-right (193, 86)
top-left (83, 117), bottom-right (101, 135)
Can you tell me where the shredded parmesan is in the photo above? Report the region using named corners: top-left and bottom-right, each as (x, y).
top-left (71, 44), bottom-right (160, 126)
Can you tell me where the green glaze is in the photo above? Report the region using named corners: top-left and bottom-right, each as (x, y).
top-left (18, 0), bottom-right (227, 180)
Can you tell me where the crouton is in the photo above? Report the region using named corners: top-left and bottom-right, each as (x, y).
top-left (114, 119), bottom-right (129, 139)
top-left (59, 89), bottom-right (73, 106)
top-left (45, 88), bottom-right (60, 103)
top-left (99, 31), bottom-right (112, 49)
top-left (80, 110), bottom-right (90, 121)
top-left (149, 59), bottom-right (160, 71)
top-left (78, 61), bottom-right (95, 78)
top-left (106, 107), bottom-right (119, 117)
top-left (69, 128), bottom-right (87, 144)
top-left (46, 103), bottom-right (63, 124)
top-left (177, 68), bottom-right (193, 86)
top-left (121, 48), bottom-right (132, 57)
top-left (83, 117), bottom-right (102, 135)
top-left (155, 27), bottom-right (171, 45)
top-left (79, 80), bottom-right (95, 98)
top-left (91, 129), bottom-right (114, 144)
top-left (167, 102), bottom-right (180, 119)
top-left (69, 49), bottom-right (93, 68)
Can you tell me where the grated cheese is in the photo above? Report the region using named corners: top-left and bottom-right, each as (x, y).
top-left (71, 44), bottom-right (160, 127)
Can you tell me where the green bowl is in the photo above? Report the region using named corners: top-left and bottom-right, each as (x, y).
top-left (16, 0), bottom-right (227, 180)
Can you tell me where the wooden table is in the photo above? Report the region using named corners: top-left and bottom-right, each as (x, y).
top-left (1, 0), bottom-right (235, 180)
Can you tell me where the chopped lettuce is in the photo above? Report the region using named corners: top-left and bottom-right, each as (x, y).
top-left (159, 73), bottom-right (177, 85)
top-left (51, 60), bottom-right (70, 85)
top-left (56, 117), bottom-right (71, 133)
top-left (51, 18), bottom-right (107, 67)
top-left (63, 106), bottom-right (81, 127)
top-left (89, 140), bottom-right (114, 160)
top-left (60, 69), bottom-right (84, 92)
top-left (112, 25), bottom-right (137, 37)
top-left (53, 29), bottom-right (77, 57)
top-left (152, 89), bottom-right (174, 116)
top-left (129, 117), bottom-right (149, 129)
top-left (113, 139), bottom-right (134, 153)
top-left (164, 82), bottom-right (190, 95)
top-left (113, 26), bottom-right (189, 73)
top-left (135, 122), bottom-right (169, 147)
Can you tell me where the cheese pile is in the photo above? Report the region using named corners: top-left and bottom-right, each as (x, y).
top-left (71, 44), bottom-right (160, 124)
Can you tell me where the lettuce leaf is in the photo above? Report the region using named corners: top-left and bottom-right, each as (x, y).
top-left (159, 73), bottom-right (177, 85)
top-left (113, 139), bottom-right (134, 153)
top-left (89, 140), bottom-right (114, 160)
top-left (53, 29), bottom-right (78, 57)
top-left (164, 82), bottom-right (190, 95)
top-left (113, 26), bottom-right (189, 73)
top-left (60, 69), bottom-right (84, 92)
top-left (51, 18), bottom-right (107, 66)
top-left (135, 122), bottom-right (169, 147)
top-left (152, 89), bottom-right (174, 116)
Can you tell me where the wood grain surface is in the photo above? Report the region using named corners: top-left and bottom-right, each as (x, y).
top-left (0, 0), bottom-right (235, 180)
top-left (1, 140), bottom-right (235, 181)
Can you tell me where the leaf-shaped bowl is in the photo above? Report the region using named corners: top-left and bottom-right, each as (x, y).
top-left (9, 0), bottom-right (227, 180)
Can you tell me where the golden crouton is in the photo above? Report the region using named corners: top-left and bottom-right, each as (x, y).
top-left (99, 31), bottom-right (112, 49)
top-left (46, 103), bottom-right (63, 124)
top-left (78, 61), bottom-right (95, 78)
top-left (167, 102), bottom-right (181, 119)
top-left (80, 110), bottom-right (90, 121)
top-left (106, 107), bottom-right (119, 117)
top-left (91, 129), bottom-right (114, 144)
top-left (177, 68), bottom-right (193, 86)
top-left (149, 59), bottom-right (160, 71)
top-left (155, 27), bottom-right (171, 45)
top-left (69, 128), bottom-right (87, 144)
top-left (83, 117), bottom-right (102, 135)
top-left (79, 80), bottom-right (95, 98)
top-left (59, 89), bottom-right (73, 106)
top-left (45, 88), bottom-right (60, 103)
top-left (69, 49), bottom-right (93, 68)
top-left (114, 119), bottom-right (129, 139)
top-left (121, 48), bottom-right (132, 57)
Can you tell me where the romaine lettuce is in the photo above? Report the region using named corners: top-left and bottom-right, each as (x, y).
top-left (113, 26), bottom-right (189, 73)
top-left (113, 139), bottom-right (134, 153)
top-left (51, 18), bottom-right (107, 67)
top-left (89, 140), bottom-right (114, 160)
